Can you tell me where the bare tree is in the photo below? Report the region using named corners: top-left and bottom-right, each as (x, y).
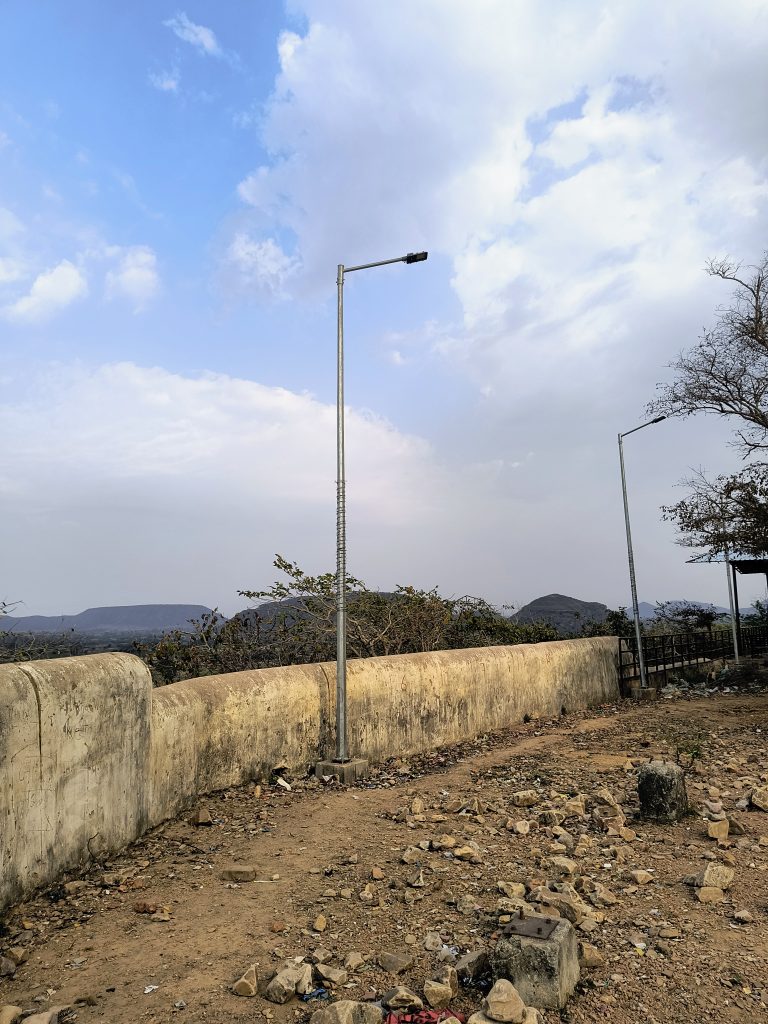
top-left (649, 254), bottom-right (768, 456)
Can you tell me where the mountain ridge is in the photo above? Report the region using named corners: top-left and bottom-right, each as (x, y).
top-left (2, 604), bottom-right (215, 634)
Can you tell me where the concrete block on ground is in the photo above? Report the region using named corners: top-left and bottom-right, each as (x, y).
top-left (637, 761), bottom-right (688, 822)
top-left (490, 915), bottom-right (579, 1010)
top-left (315, 758), bottom-right (370, 784)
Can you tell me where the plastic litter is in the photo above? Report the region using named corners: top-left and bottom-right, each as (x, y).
top-left (300, 988), bottom-right (331, 1002)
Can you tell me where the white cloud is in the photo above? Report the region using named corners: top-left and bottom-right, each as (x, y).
top-left (164, 11), bottom-right (222, 57)
top-left (3, 260), bottom-right (87, 323)
top-left (233, 0), bottom-right (767, 399)
top-left (148, 68), bottom-right (180, 92)
top-left (222, 233), bottom-right (300, 298)
top-left (105, 246), bottom-right (160, 310)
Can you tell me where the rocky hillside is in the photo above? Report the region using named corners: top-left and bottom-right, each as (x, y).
top-left (512, 593), bottom-right (609, 634)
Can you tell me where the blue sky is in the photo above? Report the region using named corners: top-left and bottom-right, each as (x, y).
top-left (1, 1), bottom-right (767, 615)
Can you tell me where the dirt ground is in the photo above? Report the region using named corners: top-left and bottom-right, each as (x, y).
top-left (2, 692), bottom-right (768, 1024)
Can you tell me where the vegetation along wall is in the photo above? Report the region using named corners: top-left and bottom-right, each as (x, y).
top-left (0, 637), bottom-right (618, 911)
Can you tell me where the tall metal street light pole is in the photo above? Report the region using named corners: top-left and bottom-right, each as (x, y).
top-left (316, 251), bottom-right (428, 783)
top-left (618, 416), bottom-right (665, 691)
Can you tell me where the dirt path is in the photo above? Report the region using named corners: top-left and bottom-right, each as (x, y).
top-left (2, 694), bottom-right (768, 1024)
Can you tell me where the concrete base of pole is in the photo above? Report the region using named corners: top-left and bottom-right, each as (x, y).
top-left (630, 685), bottom-right (658, 701)
top-left (314, 758), bottom-right (370, 785)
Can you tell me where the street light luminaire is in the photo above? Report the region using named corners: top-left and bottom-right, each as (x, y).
top-left (333, 249), bottom-right (428, 766)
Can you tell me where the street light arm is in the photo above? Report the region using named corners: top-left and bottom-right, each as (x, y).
top-left (344, 252), bottom-right (428, 274)
top-left (620, 415), bottom-right (666, 439)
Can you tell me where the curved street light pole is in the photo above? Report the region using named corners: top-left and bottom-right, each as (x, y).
top-left (335, 251), bottom-right (428, 763)
top-left (618, 416), bottom-right (665, 690)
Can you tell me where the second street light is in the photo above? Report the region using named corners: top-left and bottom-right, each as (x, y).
top-left (315, 250), bottom-right (429, 784)
top-left (618, 415), bottom-right (665, 691)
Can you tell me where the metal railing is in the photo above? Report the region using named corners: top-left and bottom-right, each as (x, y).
top-left (618, 626), bottom-right (768, 690)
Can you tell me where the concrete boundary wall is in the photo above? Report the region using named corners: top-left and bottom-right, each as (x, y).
top-left (0, 637), bottom-right (618, 911)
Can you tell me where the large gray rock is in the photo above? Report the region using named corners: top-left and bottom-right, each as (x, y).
top-left (490, 916), bottom-right (579, 1010)
top-left (310, 1001), bottom-right (384, 1024)
top-left (637, 762), bottom-right (688, 823)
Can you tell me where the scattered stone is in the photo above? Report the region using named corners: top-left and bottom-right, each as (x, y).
top-left (309, 947), bottom-right (334, 964)
top-left (578, 942), bottom-right (604, 968)
top-left (483, 979), bottom-right (526, 1023)
top-left (456, 894), bottom-right (477, 914)
top-left (491, 914), bottom-right (580, 1010)
top-left (549, 856), bottom-right (577, 877)
top-left (0, 1008), bottom-right (23, 1024)
top-left (424, 931), bottom-right (443, 951)
top-left (314, 914), bottom-right (328, 932)
top-left (265, 966), bottom-right (306, 1004)
top-left (453, 844), bottom-right (482, 863)
top-left (100, 871), bottom-right (127, 887)
top-left (189, 806), bottom-right (213, 826)
top-left (345, 952), bottom-right (366, 970)
top-left (498, 882), bottom-right (526, 899)
top-left (382, 987), bottom-right (423, 1011)
top-left (423, 979), bottom-right (453, 1008)
top-left (708, 819), bottom-right (730, 842)
top-left (4, 948), bottom-right (27, 967)
top-left (563, 796), bottom-right (586, 818)
top-left (220, 865), bottom-right (258, 883)
top-left (401, 847), bottom-right (422, 865)
top-left (696, 886), bottom-right (725, 904)
top-left (433, 965), bottom-right (459, 997)
top-left (512, 821), bottom-right (530, 836)
top-left (627, 869), bottom-right (653, 885)
top-left (695, 863), bottom-right (734, 890)
top-left (456, 949), bottom-right (489, 983)
top-left (378, 952), bottom-right (414, 974)
top-left (309, 1000), bottom-right (384, 1024)
top-left (371, 866), bottom-right (385, 880)
top-left (750, 786), bottom-right (768, 811)
top-left (63, 880), bottom-right (88, 895)
top-left (733, 910), bottom-right (754, 923)
top-left (0, 958), bottom-right (16, 978)
top-left (233, 964), bottom-right (259, 997)
top-left (512, 790), bottom-right (539, 808)
top-left (316, 964), bottom-right (348, 986)
top-left (637, 762), bottom-right (688, 823)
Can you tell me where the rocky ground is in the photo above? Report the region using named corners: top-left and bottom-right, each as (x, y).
top-left (2, 688), bottom-right (768, 1024)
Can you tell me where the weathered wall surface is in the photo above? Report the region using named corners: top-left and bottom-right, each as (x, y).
top-left (0, 637), bottom-right (617, 909)
top-left (0, 654), bottom-right (151, 911)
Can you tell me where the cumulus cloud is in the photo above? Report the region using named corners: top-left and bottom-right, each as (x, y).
top-left (3, 259), bottom-right (87, 323)
top-left (105, 246), bottom-right (160, 310)
top-left (234, 0), bottom-right (767, 401)
top-left (164, 11), bottom-right (222, 57)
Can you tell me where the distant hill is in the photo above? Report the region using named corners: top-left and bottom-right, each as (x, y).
top-left (3, 604), bottom-right (216, 634)
top-left (512, 594), bottom-right (609, 634)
